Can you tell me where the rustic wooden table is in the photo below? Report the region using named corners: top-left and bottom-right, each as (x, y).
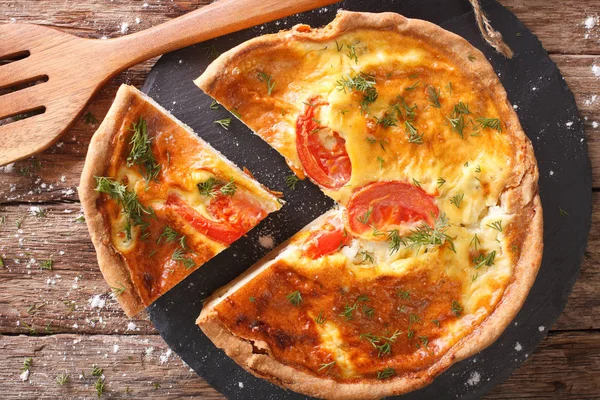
top-left (1, 0), bottom-right (598, 398)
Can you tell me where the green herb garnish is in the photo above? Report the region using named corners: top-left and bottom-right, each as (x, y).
top-left (214, 118), bottom-right (232, 130)
top-left (127, 117), bottom-right (160, 182)
top-left (257, 72), bottom-right (275, 95)
top-left (286, 291), bottom-right (302, 307)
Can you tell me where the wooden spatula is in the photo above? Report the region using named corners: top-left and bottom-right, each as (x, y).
top-left (0, 0), bottom-right (339, 166)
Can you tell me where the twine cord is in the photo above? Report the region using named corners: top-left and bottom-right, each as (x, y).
top-left (468, 0), bottom-right (514, 58)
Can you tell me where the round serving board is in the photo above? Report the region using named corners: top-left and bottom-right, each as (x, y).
top-left (142, 0), bottom-right (592, 398)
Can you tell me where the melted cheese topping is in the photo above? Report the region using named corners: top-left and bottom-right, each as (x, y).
top-left (201, 23), bottom-right (535, 383)
top-left (98, 91), bottom-right (281, 306)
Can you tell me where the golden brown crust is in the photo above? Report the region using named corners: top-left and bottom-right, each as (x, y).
top-left (79, 84), bottom-right (145, 317)
top-left (196, 10), bottom-right (543, 399)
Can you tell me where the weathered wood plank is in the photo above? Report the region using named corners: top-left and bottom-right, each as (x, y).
top-left (486, 331), bottom-right (600, 399)
top-left (0, 331), bottom-right (597, 399)
top-left (0, 202), bottom-right (156, 335)
top-left (500, 0), bottom-right (600, 55)
top-left (0, 334), bottom-right (223, 399)
top-left (1, 196), bottom-right (598, 335)
top-left (0, 0), bottom-right (598, 54)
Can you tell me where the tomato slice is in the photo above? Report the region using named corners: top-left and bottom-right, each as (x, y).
top-left (346, 181), bottom-right (439, 236)
top-left (296, 97), bottom-right (352, 189)
top-left (302, 214), bottom-right (350, 259)
top-left (165, 192), bottom-right (267, 246)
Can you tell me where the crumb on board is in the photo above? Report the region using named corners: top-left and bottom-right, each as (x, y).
top-left (466, 371), bottom-right (481, 386)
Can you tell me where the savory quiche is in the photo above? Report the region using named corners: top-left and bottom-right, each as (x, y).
top-left (195, 11), bottom-right (542, 398)
top-left (79, 85), bottom-right (281, 317)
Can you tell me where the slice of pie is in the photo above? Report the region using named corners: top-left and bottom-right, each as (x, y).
top-left (79, 84), bottom-right (281, 317)
top-left (195, 11), bottom-right (542, 398)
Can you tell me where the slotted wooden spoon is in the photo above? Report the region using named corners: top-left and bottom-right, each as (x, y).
top-left (0, 0), bottom-right (339, 166)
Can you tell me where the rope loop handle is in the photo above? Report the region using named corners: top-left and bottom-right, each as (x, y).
top-left (468, 0), bottom-right (514, 58)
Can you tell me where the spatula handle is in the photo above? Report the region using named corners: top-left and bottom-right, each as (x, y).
top-left (105, 0), bottom-right (340, 68)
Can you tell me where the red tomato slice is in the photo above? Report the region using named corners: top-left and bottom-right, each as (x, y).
top-left (166, 192), bottom-right (267, 246)
top-left (296, 97), bottom-right (352, 189)
top-left (346, 181), bottom-right (439, 236)
top-left (302, 214), bottom-right (350, 259)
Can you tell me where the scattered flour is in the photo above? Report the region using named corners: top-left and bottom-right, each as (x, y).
top-left (466, 371), bottom-right (481, 386)
top-left (88, 294), bottom-right (106, 309)
top-left (20, 370), bottom-right (30, 381)
top-left (127, 321), bottom-right (137, 331)
top-left (593, 121), bottom-right (599, 129)
top-left (258, 235), bottom-right (275, 249)
top-left (584, 94), bottom-right (598, 106)
top-left (135, 17), bottom-right (141, 24)
top-left (145, 347), bottom-right (155, 356)
top-left (159, 349), bottom-right (172, 364)
top-left (238, 382), bottom-right (244, 388)
top-left (514, 342), bottom-right (523, 352)
top-left (120, 22), bottom-right (129, 35)
top-left (0, 163), bottom-right (14, 173)
top-left (538, 325), bottom-right (545, 332)
top-left (113, 344), bottom-right (120, 353)
top-left (584, 16), bottom-right (597, 30)
top-left (566, 121), bottom-right (573, 128)
top-left (593, 64), bottom-right (600, 78)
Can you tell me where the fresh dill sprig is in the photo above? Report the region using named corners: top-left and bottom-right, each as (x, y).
top-left (21, 357), bottom-right (33, 372)
top-left (110, 282), bottom-right (126, 297)
top-left (360, 250), bottom-right (375, 264)
top-left (214, 118), bottom-right (232, 130)
top-left (157, 226), bottom-right (178, 244)
top-left (426, 85), bottom-right (441, 108)
top-left (286, 291), bottom-right (302, 307)
top-left (473, 250), bottom-right (497, 269)
top-left (377, 156), bottom-right (385, 170)
top-left (171, 248), bottom-right (196, 269)
top-left (315, 310), bottom-right (326, 325)
top-left (40, 258), bottom-right (54, 271)
top-left (94, 177), bottom-right (153, 240)
top-left (470, 234), bottom-right (480, 251)
top-left (360, 330), bottom-right (401, 357)
top-left (487, 220), bottom-right (503, 232)
top-left (386, 229), bottom-right (405, 255)
top-left (397, 289), bottom-right (410, 300)
top-left (346, 43), bottom-right (359, 63)
top-left (390, 213), bottom-right (455, 254)
top-left (84, 111), bottom-right (98, 125)
top-left (219, 177), bottom-right (237, 196)
top-left (437, 177), bottom-right (446, 188)
top-left (475, 117), bottom-right (502, 132)
top-left (318, 361), bottom-right (336, 373)
top-left (285, 175), bottom-right (300, 190)
top-left (451, 300), bottom-right (463, 316)
top-left (204, 44), bottom-right (220, 59)
top-left (356, 207), bottom-right (373, 225)
top-left (127, 117), bottom-right (160, 182)
top-left (336, 72), bottom-right (378, 113)
top-left (405, 81), bottom-right (420, 91)
top-left (257, 72), bottom-right (275, 95)
top-left (449, 193), bottom-right (464, 208)
top-left (210, 100), bottom-right (220, 110)
top-left (197, 177), bottom-right (237, 198)
top-left (559, 207), bottom-right (569, 217)
top-left (405, 121), bottom-right (424, 144)
top-left (94, 377), bottom-right (105, 397)
top-left (376, 367), bottom-right (396, 380)
top-left (91, 365), bottom-right (103, 377)
top-left (56, 372), bottom-right (70, 385)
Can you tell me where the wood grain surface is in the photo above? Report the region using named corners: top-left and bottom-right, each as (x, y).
top-left (0, 0), bottom-right (598, 398)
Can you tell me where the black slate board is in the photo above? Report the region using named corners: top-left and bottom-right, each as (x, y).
top-left (142, 0), bottom-right (592, 398)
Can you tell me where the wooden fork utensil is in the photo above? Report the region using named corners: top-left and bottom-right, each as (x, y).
top-left (0, 0), bottom-right (339, 166)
